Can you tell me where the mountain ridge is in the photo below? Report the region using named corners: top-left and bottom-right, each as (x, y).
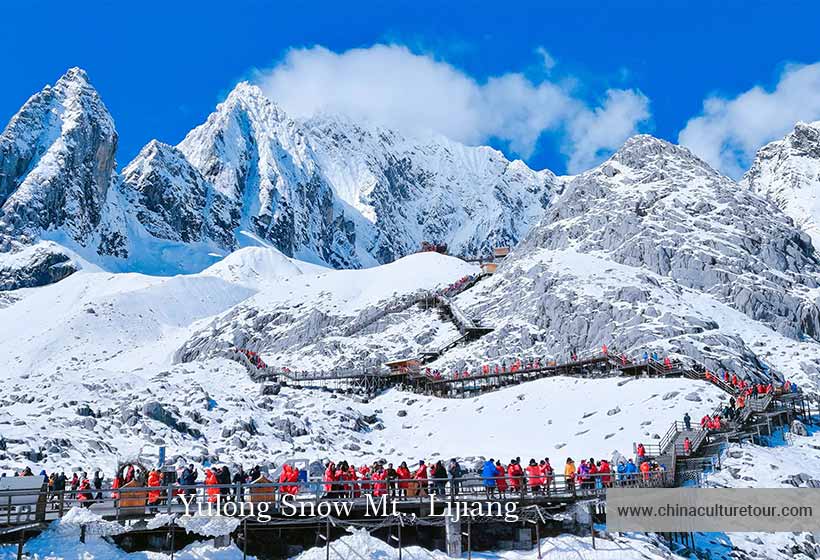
top-left (0, 70), bottom-right (558, 286)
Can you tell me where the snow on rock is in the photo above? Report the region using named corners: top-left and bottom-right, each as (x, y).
top-left (0, 68), bottom-right (122, 287)
top-left (0, 240), bottom-right (79, 290)
top-left (0, 519), bottom-right (253, 559)
top-left (290, 527), bottom-right (684, 560)
top-left (743, 121), bottom-right (820, 249)
top-left (176, 514), bottom-right (241, 537)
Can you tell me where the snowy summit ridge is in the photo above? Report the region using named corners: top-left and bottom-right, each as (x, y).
top-left (0, 70), bottom-right (556, 286)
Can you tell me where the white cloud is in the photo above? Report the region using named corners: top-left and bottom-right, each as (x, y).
top-left (535, 46), bottom-right (557, 72)
top-left (256, 44), bottom-right (650, 172)
top-left (679, 62), bottom-right (820, 178)
top-left (565, 89), bottom-right (651, 173)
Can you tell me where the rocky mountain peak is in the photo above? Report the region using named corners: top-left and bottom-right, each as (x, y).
top-left (743, 121), bottom-right (820, 249)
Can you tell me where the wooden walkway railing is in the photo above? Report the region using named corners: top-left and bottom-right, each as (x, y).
top-left (0, 472), bottom-right (671, 529)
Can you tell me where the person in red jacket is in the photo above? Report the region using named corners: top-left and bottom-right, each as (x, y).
top-left (598, 460), bottom-right (611, 488)
top-left (147, 469), bottom-right (162, 506)
top-left (588, 459), bottom-right (599, 489)
top-left (414, 461), bottom-right (429, 497)
top-left (358, 464), bottom-right (371, 494)
top-left (77, 473), bottom-right (93, 508)
top-left (372, 465), bottom-right (386, 497)
top-left (526, 459), bottom-right (542, 494)
top-left (507, 460), bottom-right (524, 493)
top-left (541, 459), bottom-right (554, 494)
top-left (495, 461), bottom-right (507, 497)
top-left (324, 462), bottom-right (337, 496)
top-left (396, 462), bottom-right (411, 499)
top-left (205, 469), bottom-right (220, 503)
top-left (636, 443), bottom-right (646, 460)
top-left (287, 465), bottom-right (300, 496)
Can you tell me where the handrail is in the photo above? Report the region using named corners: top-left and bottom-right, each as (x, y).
top-left (0, 472), bottom-right (673, 527)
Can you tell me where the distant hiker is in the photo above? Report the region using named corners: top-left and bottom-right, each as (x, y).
top-left (507, 459), bottom-right (524, 492)
top-left (636, 443), bottom-right (646, 460)
top-left (683, 412), bottom-right (691, 431)
top-left (541, 458), bottom-right (554, 493)
top-left (683, 437), bottom-right (691, 455)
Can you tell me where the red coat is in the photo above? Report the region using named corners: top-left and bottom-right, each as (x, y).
top-left (525, 465), bottom-right (542, 487)
top-left (78, 478), bottom-right (92, 502)
top-left (507, 463), bottom-right (524, 489)
top-left (372, 471), bottom-right (386, 497)
top-left (324, 465), bottom-right (337, 492)
top-left (495, 465), bottom-right (507, 491)
top-left (414, 464), bottom-right (428, 480)
top-left (541, 463), bottom-right (554, 486)
top-left (147, 471), bottom-right (161, 504)
top-left (598, 462), bottom-right (611, 485)
top-left (396, 466), bottom-right (411, 489)
top-left (205, 470), bottom-right (220, 503)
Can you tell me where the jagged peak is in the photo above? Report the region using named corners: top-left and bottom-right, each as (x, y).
top-left (218, 81), bottom-right (288, 123)
top-left (55, 67), bottom-right (90, 87)
top-left (602, 133), bottom-right (718, 177)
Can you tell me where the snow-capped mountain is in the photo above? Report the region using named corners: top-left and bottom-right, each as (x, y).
top-left (0, 68), bottom-right (118, 248)
top-left (0, 68), bottom-right (556, 288)
top-left (0, 68), bottom-right (124, 287)
top-left (742, 121), bottom-right (820, 248)
top-left (446, 135), bottom-right (820, 383)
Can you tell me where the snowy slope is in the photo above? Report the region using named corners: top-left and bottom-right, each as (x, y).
top-left (743, 121), bottom-right (820, 249)
top-left (176, 251), bottom-right (478, 369)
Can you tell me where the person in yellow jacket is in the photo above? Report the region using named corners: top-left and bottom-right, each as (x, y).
top-left (564, 458), bottom-right (576, 491)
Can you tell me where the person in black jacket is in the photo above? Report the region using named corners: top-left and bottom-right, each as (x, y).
top-left (432, 461), bottom-right (447, 496)
top-left (93, 470), bottom-right (104, 502)
top-left (232, 467), bottom-right (247, 500)
top-left (218, 466), bottom-right (231, 498)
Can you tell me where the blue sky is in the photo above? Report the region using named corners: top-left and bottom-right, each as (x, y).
top-left (2, 0), bottom-right (819, 175)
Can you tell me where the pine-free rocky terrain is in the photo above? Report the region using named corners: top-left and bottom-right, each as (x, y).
top-left (3, 68), bottom-right (820, 560)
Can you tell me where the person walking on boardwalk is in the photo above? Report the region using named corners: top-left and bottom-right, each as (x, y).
top-left (495, 461), bottom-right (507, 498)
top-left (683, 412), bottom-right (691, 431)
top-left (397, 462), bottom-right (411, 499)
top-left (481, 458), bottom-right (497, 498)
top-left (431, 461), bottom-right (447, 497)
top-left (447, 459), bottom-right (462, 496)
top-left (526, 459), bottom-right (542, 494)
top-left (564, 458), bottom-right (576, 491)
top-left (541, 458), bottom-right (554, 494)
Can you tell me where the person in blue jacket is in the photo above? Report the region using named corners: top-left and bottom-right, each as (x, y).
top-left (616, 461), bottom-right (627, 482)
top-left (482, 458), bottom-right (497, 498)
top-left (624, 459), bottom-right (638, 483)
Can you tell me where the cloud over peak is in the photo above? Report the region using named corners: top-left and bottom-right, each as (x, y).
top-left (255, 44), bottom-right (650, 173)
top-left (679, 62), bottom-right (820, 178)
